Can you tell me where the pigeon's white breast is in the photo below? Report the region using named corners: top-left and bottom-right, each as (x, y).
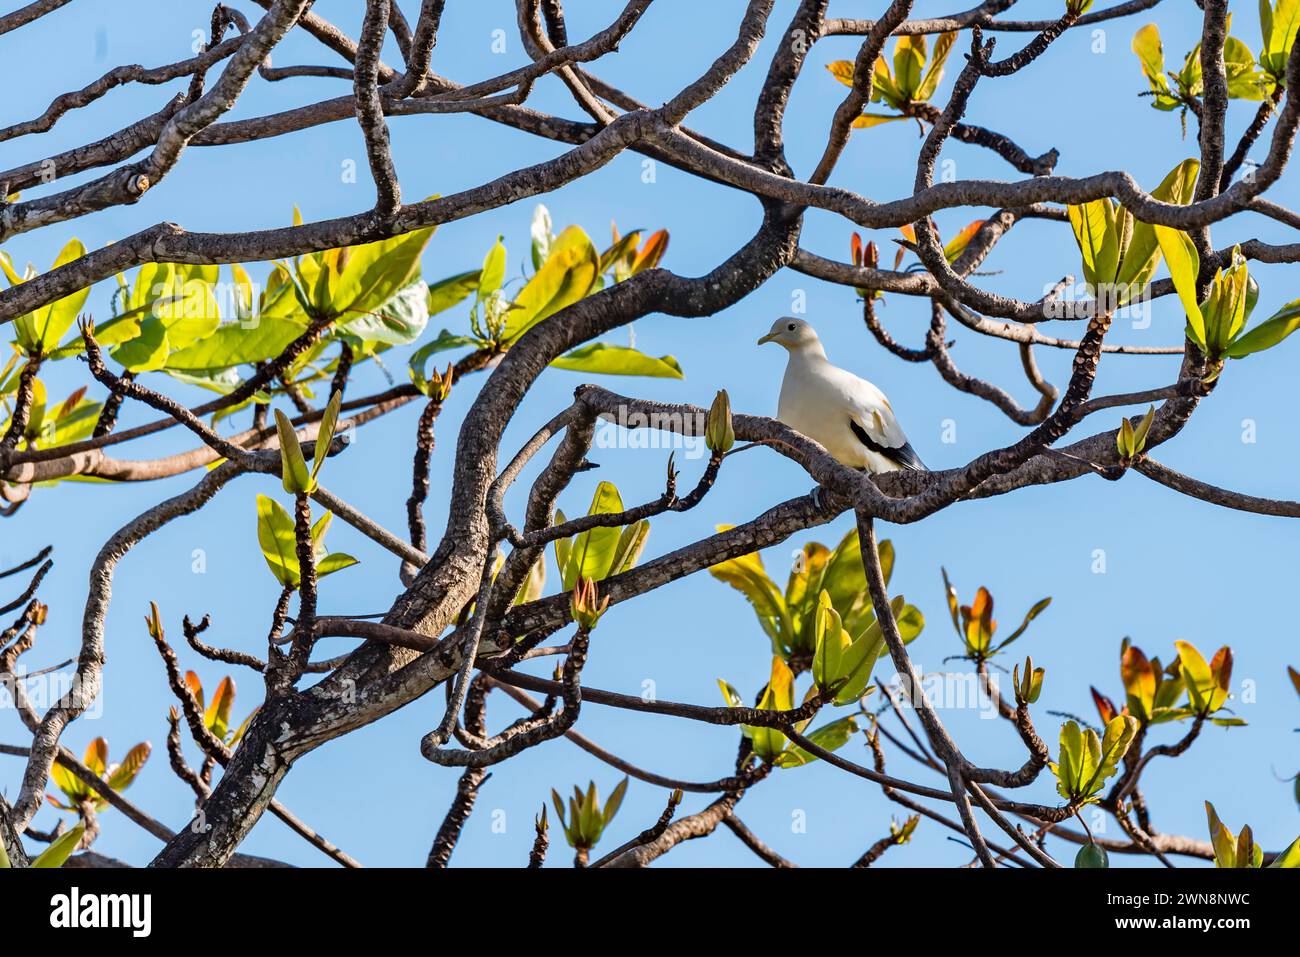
top-left (776, 356), bottom-right (902, 474)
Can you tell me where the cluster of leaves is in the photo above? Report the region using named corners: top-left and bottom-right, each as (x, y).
top-left (710, 530), bottom-right (923, 663)
top-left (47, 737), bottom-right (150, 813)
top-left (1066, 158), bottom-right (1197, 306)
top-left (1156, 228), bottom-right (1300, 369)
top-left (1131, 9), bottom-right (1280, 130)
top-left (811, 589), bottom-right (891, 706)
top-left (895, 220), bottom-right (985, 270)
top-left (1051, 715), bottom-right (1140, 805)
top-left (888, 814), bottom-right (920, 846)
top-left (0, 241), bottom-right (102, 461)
top-left (255, 390), bottom-right (358, 587)
top-left (1115, 405), bottom-right (1156, 462)
top-left (410, 205), bottom-right (680, 389)
top-left (0, 214), bottom-right (437, 466)
top-left (1090, 639), bottom-right (1243, 728)
top-left (255, 497), bottom-right (357, 588)
top-left (3, 239), bottom-right (91, 358)
top-left (552, 481), bottom-right (650, 590)
top-left (827, 31), bottom-right (957, 127)
top-left (0, 374), bottom-right (99, 464)
top-left (718, 657), bottom-right (859, 767)
top-left (940, 570), bottom-right (1051, 663)
top-left (2, 204), bottom-right (680, 480)
top-left (1012, 656), bottom-right (1046, 706)
top-left (710, 534), bottom-right (925, 770)
top-left (181, 672), bottom-right (256, 748)
top-left (551, 778), bottom-right (627, 851)
top-left (846, 223), bottom-right (980, 306)
top-left (1205, 801), bottom-right (1300, 868)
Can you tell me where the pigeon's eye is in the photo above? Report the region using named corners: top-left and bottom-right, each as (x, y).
top-left (787, 323), bottom-right (796, 331)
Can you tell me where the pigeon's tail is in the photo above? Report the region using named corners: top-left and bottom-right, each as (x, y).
top-left (888, 441), bottom-right (927, 472)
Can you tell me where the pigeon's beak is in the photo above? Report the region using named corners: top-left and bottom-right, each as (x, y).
top-left (756, 332), bottom-right (776, 346)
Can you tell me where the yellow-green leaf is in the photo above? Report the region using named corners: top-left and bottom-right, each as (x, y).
top-left (275, 409), bottom-right (311, 494)
top-left (1153, 225), bottom-right (1206, 348)
top-left (550, 343), bottom-right (683, 379)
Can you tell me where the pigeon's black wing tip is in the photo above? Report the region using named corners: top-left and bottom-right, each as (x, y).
top-left (848, 419), bottom-right (927, 471)
top-left (890, 441), bottom-right (928, 472)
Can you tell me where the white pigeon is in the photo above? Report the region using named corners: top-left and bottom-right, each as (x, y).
top-left (757, 317), bottom-right (926, 474)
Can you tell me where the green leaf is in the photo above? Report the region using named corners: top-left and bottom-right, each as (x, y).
top-left (748, 657), bottom-right (795, 761)
top-left (775, 715), bottom-right (859, 768)
top-left (1262, 0), bottom-right (1300, 78)
top-left (316, 552), bottom-right (359, 577)
top-left (1116, 158), bottom-right (1199, 291)
top-left (104, 741), bottom-right (151, 794)
top-left (155, 267), bottom-right (222, 350)
top-left (550, 343), bottom-right (684, 379)
top-left (312, 390), bottom-right (342, 486)
top-left (1131, 23), bottom-right (1169, 90)
top-left (51, 757), bottom-right (87, 803)
top-left (1224, 36), bottom-right (1270, 99)
top-left (1206, 801), bottom-right (1236, 866)
top-left (503, 226), bottom-right (599, 342)
top-left (602, 777), bottom-right (628, 826)
top-left (1086, 714), bottom-right (1139, 796)
top-left (1267, 834), bottom-right (1300, 868)
top-left (562, 481), bottom-right (625, 588)
top-left (914, 31), bottom-right (956, 101)
top-left (892, 35), bottom-right (925, 99)
top-left (31, 823), bottom-right (86, 868)
top-left (27, 238), bottom-right (90, 353)
top-left (426, 270), bottom-right (481, 317)
top-left (256, 494), bottom-right (300, 587)
top-left (275, 409), bottom-right (312, 493)
top-left (409, 331), bottom-right (481, 394)
top-left (1055, 720), bottom-right (1084, 801)
top-left (342, 279), bottom-right (429, 347)
top-left (1223, 298), bottom-right (1300, 357)
top-left (812, 592), bottom-right (847, 694)
top-left (833, 614), bottom-right (887, 706)
top-left (717, 679), bottom-right (745, 708)
top-left (942, 220), bottom-right (985, 264)
top-left (332, 226), bottom-right (436, 318)
top-left (709, 540), bottom-right (792, 656)
top-left (1068, 200), bottom-right (1120, 288)
top-left (110, 315), bottom-right (170, 372)
top-left (1177, 639), bottom-right (1214, 711)
top-left (1132, 404), bottom-right (1156, 453)
top-left (994, 596), bottom-right (1051, 651)
top-left (205, 677), bottom-right (236, 740)
top-left (870, 55), bottom-right (904, 108)
top-left (607, 519), bottom-right (650, 577)
top-left (552, 508), bottom-right (571, 575)
top-left (165, 314), bottom-right (308, 370)
top-left (599, 229), bottom-right (642, 275)
top-left (478, 237), bottom-right (506, 301)
top-left (1201, 252), bottom-right (1252, 354)
top-left (1153, 225), bottom-right (1206, 348)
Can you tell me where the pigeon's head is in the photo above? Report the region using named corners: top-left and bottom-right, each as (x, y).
top-left (757, 317), bottom-right (820, 351)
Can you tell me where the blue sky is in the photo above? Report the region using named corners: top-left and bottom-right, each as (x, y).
top-left (1, 1), bottom-right (1297, 867)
